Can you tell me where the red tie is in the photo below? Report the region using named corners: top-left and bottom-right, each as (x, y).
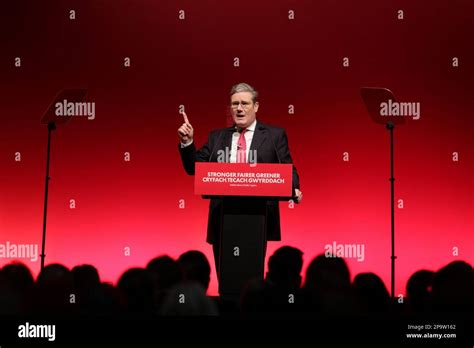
top-left (237, 129), bottom-right (247, 163)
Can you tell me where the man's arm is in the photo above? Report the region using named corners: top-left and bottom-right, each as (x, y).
top-left (178, 138), bottom-right (212, 175)
top-left (177, 112), bottom-right (213, 175)
top-left (275, 129), bottom-right (301, 202)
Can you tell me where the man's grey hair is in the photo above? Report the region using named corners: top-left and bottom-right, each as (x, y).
top-left (230, 83), bottom-right (258, 103)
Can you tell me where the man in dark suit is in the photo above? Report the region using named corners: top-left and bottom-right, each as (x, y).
top-left (177, 83), bottom-right (302, 282)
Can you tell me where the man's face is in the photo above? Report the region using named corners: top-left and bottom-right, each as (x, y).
top-left (230, 91), bottom-right (259, 129)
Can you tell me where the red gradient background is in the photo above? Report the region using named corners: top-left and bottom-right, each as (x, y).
top-left (1, 0), bottom-right (473, 296)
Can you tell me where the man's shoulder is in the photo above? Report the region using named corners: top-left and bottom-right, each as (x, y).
top-left (210, 126), bottom-right (233, 133)
top-left (208, 126), bottom-right (233, 138)
top-left (257, 121), bottom-right (286, 135)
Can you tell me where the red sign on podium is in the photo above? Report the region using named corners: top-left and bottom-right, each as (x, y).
top-left (194, 163), bottom-right (293, 197)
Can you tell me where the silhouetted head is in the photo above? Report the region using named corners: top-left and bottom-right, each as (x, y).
top-left (178, 251), bottom-right (211, 292)
top-left (72, 264), bottom-right (100, 290)
top-left (431, 261), bottom-right (473, 312)
top-left (35, 263), bottom-right (74, 316)
top-left (0, 269), bottom-right (22, 315)
top-left (353, 272), bottom-right (391, 312)
top-left (1, 261), bottom-right (34, 294)
top-left (117, 268), bottom-right (155, 312)
top-left (304, 254), bottom-right (351, 293)
top-left (302, 254), bottom-right (353, 313)
top-left (146, 255), bottom-right (182, 290)
top-left (36, 263), bottom-right (73, 290)
top-left (266, 246), bottom-right (303, 291)
top-left (406, 270), bottom-right (434, 312)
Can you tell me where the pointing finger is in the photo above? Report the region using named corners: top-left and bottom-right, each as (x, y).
top-left (182, 112), bottom-right (190, 125)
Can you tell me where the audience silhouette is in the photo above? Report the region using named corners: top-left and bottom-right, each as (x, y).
top-left (0, 249), bottom-right (472, 320)
top-left (406, 269), bottom-right (434, 314)
top-left (177, 250), bottom-right (211, 292)
top-left (352, 272), bottom-right (391, 314)
top-left (302, 253), bottom-right (355, 315)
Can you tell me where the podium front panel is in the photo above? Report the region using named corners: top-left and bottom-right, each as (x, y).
top-left (219, 207), bottom-right (266, 300)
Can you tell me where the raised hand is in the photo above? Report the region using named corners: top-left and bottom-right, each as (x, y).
top-left (177, 112), bottom-right (194, 144)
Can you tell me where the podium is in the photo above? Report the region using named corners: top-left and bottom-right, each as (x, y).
top-left (195, 162), bottom-right (293, 301)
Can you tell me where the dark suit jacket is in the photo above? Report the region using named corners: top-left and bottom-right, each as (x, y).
top-left (178, 121), bottom-right (300, 245)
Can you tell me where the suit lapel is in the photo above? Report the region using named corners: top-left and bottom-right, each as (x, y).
top-left (220, 127), bottom-right (233, 151)
top-left (208, 127), bottom-right (233, 162)
top-left (249, 121), bottom-right (267, 151)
